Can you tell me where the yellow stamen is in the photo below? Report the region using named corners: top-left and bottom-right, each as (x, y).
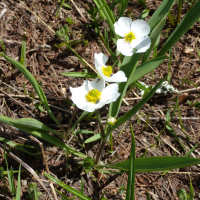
top-left (85, 89), bottom-right (102, 104)
top-left (124, 31), bottom-right (136, 43)
top-left (101, 66), bottom-right (113, 77)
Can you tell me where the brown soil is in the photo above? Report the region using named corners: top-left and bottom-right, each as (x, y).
top-left (0, 0), bottom-right (200, 199)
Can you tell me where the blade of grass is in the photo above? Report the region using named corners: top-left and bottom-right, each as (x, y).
top-left (61, 72), bottom-right (97, 78)
top-left (16, 164), bottom-right (21, 200)
top-left (20, 35), bottom-right (26, 67)
top-left (126, 125), bottom-right (135, 200)
top-left (157, 0), bottom-right (200, 57)
top-left (0, 115), bottom-right (86, 158)
top-left (44, 173), bottom-right (92, 200)
top-left (0, 53), bottom-right (64, 132)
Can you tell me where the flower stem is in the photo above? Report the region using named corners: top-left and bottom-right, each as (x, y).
top-left (95, 110), bottom-right (105, 139)
top-left (95, 141), bottom-right (106, 164)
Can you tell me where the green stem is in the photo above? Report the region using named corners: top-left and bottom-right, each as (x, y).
top-left (95, 141), bottom-right (106, 164)
top-left (95, 110), bottom-right (105, 139)
top-left (167, 12), bottom-right (175, 27)
top-left (177, 0), bottom-right (183, 24)
top-left (110, 132), bottom-right (113, 152)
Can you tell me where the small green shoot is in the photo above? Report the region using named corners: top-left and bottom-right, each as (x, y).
top-left (25, 182), bottom-right (42, 199)
top-left (177, 175), bottom-right (194, 200)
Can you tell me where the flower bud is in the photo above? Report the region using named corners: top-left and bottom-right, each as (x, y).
top-left (107, 116), bottom-right (117, 125)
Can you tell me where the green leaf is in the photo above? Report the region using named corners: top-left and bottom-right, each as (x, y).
top-left (134, 81), bottom-right (150, 93)
top-left (61, 72), bottom-right (97, 78)
top-left (0, 115), bottom-right (86, 159)
top-left (109, 53), bottom-right (141, 118)
top-left (142, 17), bottom-right (166, 63)
top-left (147, 0), bottom-right (175, 30)
top-left (55, 189), bottom-right (71, 199)
top-left (126, 125), bottom-right (135, 200)
top-left (166, 125), bottom-right (185, 153)
top-left (0, 53), bottom-right (64, 132)
top-left (185, 143), bottom-right (199, 157)
top-left (157, 0), bottom-right (200, 57)
top-left (177, 189), bottom-right (187, 200)
top-left (44, 173), bottom-right (92, 200)
top-left (188, 176), bottom-right (194, 200)
top-left (16, 164), bottom-right (21, 200)
top-left (105, 157), bottom-right (200, 172)
top-left (9, 118), bottom-right (61, 135)
top-left (69, 111), bottom-right (89, 134)
top-left (84, 133), bottom-right (101, 143)
top-left (66, 17), bottom-right (75, 25)
top-left (20, 35), bottom-right (26, 67)
top-left (93, 0), bottom-right (116, 38)
top-left (76, 129), bottom-right (96, 134)
top-left (129, 56), bottom-right (167, 85)
top-left (0, 136), bottom-right (39, 155)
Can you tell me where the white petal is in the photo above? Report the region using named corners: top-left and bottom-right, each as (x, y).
top-left (135, 36), bottom-right (151, 53)
top-left (88, 77), bottom-right (105, 92)
top-left (129, 37), bottom-right (145, 48)
top-left (97, 68), bottom-right (127, 82)
top-left (106, 71), bottom-right (127, 82)
top-left (100, 84), bottom-right (120, 104)
top-left (131, 19), bottom-right (150, 38)
top-left (94, 53), bottom-right (108, 68)
top-left (117, 39), bottom-right (134, 56)
top-left (114, 17), bottom-right (132, 37)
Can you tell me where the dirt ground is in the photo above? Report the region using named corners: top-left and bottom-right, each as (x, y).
top-left (0, 0), bottom-right (200, 199)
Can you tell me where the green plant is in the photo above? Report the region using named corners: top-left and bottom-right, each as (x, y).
top-left (1, 0), bottom-right (200, 199)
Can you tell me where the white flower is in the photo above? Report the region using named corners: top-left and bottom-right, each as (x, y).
top-left (114, 17), bottom-right (151, 56)
top-left (94, 53), bottom-right (127, 82)
top-left (70, 78), bottom-right (120, 112)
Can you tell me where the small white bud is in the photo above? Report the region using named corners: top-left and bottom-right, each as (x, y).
top-left (107, 116), bottom-right (117, 125)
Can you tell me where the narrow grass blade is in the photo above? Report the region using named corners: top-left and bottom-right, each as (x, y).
top-left (34, 185), bottom-right (39, 200)
top-left (61, 72), bottom-right (97, 78)
top-left (56, 0), bottom-right (65, 18)
top-left (106, 76), bottom-right (167, 139)
top-left (157, 0), bottom-right (200, 57)
top-left (69, 111), bottom-right (89, 134)
top-left (185, 143), bottom-right (199, 157)
top-left (16, 164), bottom-right (21, 200)
top-left (44, 173), bottom-right (92, 200)
top-left (119, 0), bottom-right (129, 18)
top-left (9, 118), bottom-right (61, 135)
top-left (147, 0), bottom-right (175, 30)
top-left (188, 176), bottom-right (194, 200)
top-left (0, 136), bottom-right (38, 155)
top-left (55, 189), bottom-right (71, 199)
top-left (20, 35), bottom-right (26, 67)
top-left (126, 125), bottom-right (135, 200)
top-left (105, 157), bottom-right (200, 172)
top-left (166, 125), bottom-right (185, 153)
top-left (142, 17), bottom-right (166, 63)
top-left (129, 56), bottom-right (167, 85)
top-left (0, 115), bottom-right (87, 158)
top-left (93, 0), bottom-right (116, 37)
top-left (0, 53), bottom-right (64, 132)
top-left (4, 154), bottom-right (15, 194)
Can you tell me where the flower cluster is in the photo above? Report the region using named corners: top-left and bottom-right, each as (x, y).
top-left (70, 17), bottom-right (151, 112)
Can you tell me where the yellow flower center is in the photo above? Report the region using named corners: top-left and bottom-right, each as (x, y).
top-left (101, 66), bottom-right (113, 77)
top-left (124, 31), bottom-right (137, 43)
top-left (85, 89), bottom-right (102, 104)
